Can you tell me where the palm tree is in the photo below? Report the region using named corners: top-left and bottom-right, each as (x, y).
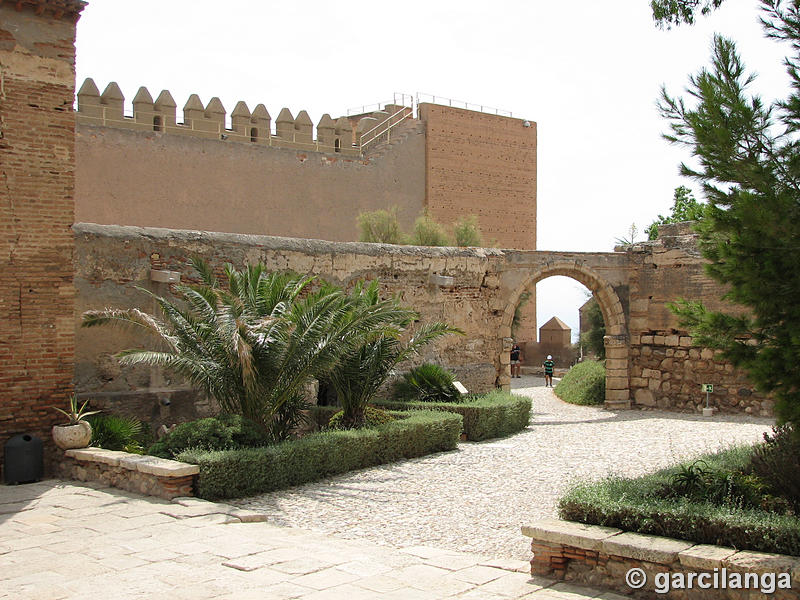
top-left (82, 259), bottom-right (401, 441)
top-left (325, 280), bottom-right (461, 428)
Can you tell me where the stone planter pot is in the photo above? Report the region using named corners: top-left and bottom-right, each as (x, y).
top-left (52, 421), bottom-right (92, 450)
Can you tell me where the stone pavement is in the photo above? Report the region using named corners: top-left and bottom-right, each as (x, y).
top-left (0, 480), bottom-right (621, 599)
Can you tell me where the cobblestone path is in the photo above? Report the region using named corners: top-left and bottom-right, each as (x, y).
top-left (233, 376), bottom-right (773, 560)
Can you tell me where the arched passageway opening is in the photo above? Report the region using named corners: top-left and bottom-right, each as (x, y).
top-left (499, 262), bottom-right (630, 409)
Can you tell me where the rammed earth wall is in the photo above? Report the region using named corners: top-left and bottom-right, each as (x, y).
top-left (73, 223), bottom-right (507, 425)
top-left (72, 221), bottom-right (778, 429)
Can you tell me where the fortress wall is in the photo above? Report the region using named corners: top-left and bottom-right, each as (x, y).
top-left (420, 103), bottom-right (538, 341)
top-left (75, 122), bottom-right (425, 242)
top-left (0, 2), bottom-right (84, 470)
top-left (625, 224), bottom-right (772, 416)
top-left (74, 223), bottom-right (505, 428)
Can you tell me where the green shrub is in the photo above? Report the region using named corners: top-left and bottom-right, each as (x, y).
top-left (87, 414), bottom-right (145, 453)
top-left (393, 363), bottom-right (463, 403)
top-left (558, 445), bottom-right (800, 556)
top-left (327, 406), bottom-right (395, 429)
top-left (554, 360), bottom-right (605, 405)
top-left (179, 410), bottom-right (462, 500)
top-left (377, 389), bottom-right (531, 441)
top-left (750, 423), bottom-right (800, 513)
top-left (147, 413), bottom-right (269, 458)
top-left (410, 214), bottom-right (452, 246)
top-left (453, 215), bottom-right (483, 247)
top-left (357, 207), bottom-right (405, 244)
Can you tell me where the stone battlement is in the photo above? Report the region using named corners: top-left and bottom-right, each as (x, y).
top-left (76, 78), bottom-right (412, 156)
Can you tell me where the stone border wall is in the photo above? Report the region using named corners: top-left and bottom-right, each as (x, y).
top-left (523, 519), bottom-right (799, 599)
top-left (57, 448), bottom-right (198, 500)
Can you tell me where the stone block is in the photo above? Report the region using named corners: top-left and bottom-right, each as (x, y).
top-left (521, 519), bottom-right (622, 552)
top-left (678, 545), bottom-right (737, 570)
top-left (64, 448), bottom-right (124, 467)
top-left (605, 359), bottom-right (627, 371)
top-left (602, 532), bottom-right (694, 564)
top-left (665, 335), bottom-right (679, 346)
top-left (679, 336), bottom-right (693, 347)
top-left (606, 377), bottom-right (628, 390)
top-left (723, 550), bottom-right (800, 575)
top-left (653, 335), bottom-right (666, 345)
top-left (701, 348), bottom-right (715, 360)
top-left (640, 335), bottom-right (654, 344)
top-left (634, 389), bottom-right (655, 406)
top-left (605, 389), bottom-right (629, 402)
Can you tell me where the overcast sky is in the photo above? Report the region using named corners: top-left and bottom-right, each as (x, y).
top-left (74, 1), bottom-right (788, 342)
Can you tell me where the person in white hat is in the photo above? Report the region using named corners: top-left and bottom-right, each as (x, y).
top-left (543, 355), bottom-right (555, 387)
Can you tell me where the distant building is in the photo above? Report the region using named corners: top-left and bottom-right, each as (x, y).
top-left (521, 316), bottom-right (577, 368)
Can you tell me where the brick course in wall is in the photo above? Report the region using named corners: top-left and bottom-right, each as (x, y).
top-left (0, 2), bottom-right (84, 472)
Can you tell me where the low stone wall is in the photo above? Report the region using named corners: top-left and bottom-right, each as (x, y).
top-left (57, 448), bottom-right (198, 500)
top-left (629, 333), bottom-right (772, 416)
top-left (523, 519), bottom-right (799, 599)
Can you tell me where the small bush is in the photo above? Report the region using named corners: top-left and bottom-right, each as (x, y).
top-left (327, 406), bottom-right (395, 430)
top-left (453, 215), bottom-right (483, 247)
top-left (87, 414), bottom-right (145, 453)
top-left (410, 214), bottom-right (452, 246)
top-left (750, 424), bottom-right (800, 513)
top-left (147, 413), bottom-right (269, 458)
top-left (357, 207), bottom-right (404, 244)
top-left (393, 363), bottom-right (463, 403)
top-left (378, 389), bottom-right (531, 441)
top-left (558, 445), bottom-right (800, 556)
top-left (179, 410), bottom-right (462, 500)
top-left (554, 360), bottom-right (605, 405)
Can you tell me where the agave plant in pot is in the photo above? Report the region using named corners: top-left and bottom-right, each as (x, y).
top-left (51, 396), bottom-right (100, 450)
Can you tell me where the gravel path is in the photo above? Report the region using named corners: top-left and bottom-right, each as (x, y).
top-left (232, 376), bottom-right (774, 560)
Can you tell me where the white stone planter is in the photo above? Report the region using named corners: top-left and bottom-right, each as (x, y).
top-left (52, 421), bottom-right (92, 450)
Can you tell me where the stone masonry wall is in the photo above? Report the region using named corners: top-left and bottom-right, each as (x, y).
top-left (74, 223), bottom-right (506, 427)
top-left (625, 223), bottom-right (772, 416)
top-left (0, 2), bottom-right (84, 471)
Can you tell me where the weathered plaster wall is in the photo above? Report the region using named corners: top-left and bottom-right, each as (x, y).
top-left (74, 223), bottom-right (506, 426)
top-left (0, 2), bottom-right (84, 470)
top-left (74, 121), bottom-right (426, 243)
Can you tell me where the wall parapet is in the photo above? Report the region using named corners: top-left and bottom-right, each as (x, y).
top-left (76, 78), bottom-right (415, 157)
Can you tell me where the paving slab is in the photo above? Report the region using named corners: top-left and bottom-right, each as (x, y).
top-left (0, 479), bottom-right (608, 598)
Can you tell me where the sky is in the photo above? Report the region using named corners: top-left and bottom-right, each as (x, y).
top-left (74, 1), bottom-right (790, 342)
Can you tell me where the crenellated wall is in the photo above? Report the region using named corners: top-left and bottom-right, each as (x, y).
top-left (75, 78), bottom-right (403, 155)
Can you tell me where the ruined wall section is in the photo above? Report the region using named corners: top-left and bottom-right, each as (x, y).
top-left (420, 103), bottom-right (538, 341)
top-left (74, 223), bottom-right (505, 425)
top-left (0, 1), bottom-right (85, 469)
top-left (626, 223), bottom-right (773, 416)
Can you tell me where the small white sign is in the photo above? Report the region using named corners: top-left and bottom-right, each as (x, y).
top-left (453, 381), bottom-right (469, 395)
top-left (702, 384), bottom-right (713, 393)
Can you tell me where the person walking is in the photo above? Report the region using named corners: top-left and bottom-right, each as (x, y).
top-left (543, 355), bottom-right (554, 387)
top-left (510, 341), bottom-right (522, 378)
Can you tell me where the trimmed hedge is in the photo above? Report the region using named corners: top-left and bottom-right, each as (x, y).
top-left (376, 389), bottom-right (531, 441)
top-left (554, 360), bottom-right (605, 405)
top-left (178, 410), bottom-right (462, 500)
top-left (558, 446), bottom-right (800, 556)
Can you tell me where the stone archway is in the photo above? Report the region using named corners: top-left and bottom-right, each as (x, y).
top-left (498, 261), bottom-right (630, 410)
